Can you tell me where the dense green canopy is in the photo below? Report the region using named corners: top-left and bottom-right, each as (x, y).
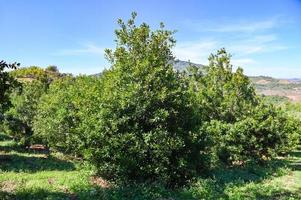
top-left (1, 13), bottom-right (300, 186)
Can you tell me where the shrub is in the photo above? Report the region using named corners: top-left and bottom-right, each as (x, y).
top-left (0, 60), bottom-right (20, 115)
top-left (2, 66), bottom-right (67, 145)
top-left (204, 103), bottom-right (300, 164)
top-left (188, 49), bottom-right (300, 164)
top-left (2, 81), bottom-right (47, 145)
top-left (193, 49), bottom-right (258, 123)
top-left (33, 76), bottom-right (103, 155)
top-left (46, 65), bottom-right (59, 73)
top-left (29, 14), bottom-right (300, 187)
top-left (81, 13), bottom-right (210, 186)
top-left (2, 113), bottom-right (29, 144)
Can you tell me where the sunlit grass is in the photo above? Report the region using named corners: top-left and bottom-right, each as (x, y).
top-left (0, 133), bottom-right (300, 200)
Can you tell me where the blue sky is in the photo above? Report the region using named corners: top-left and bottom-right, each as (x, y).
top-left (1, 0), bottom-right (301, 78)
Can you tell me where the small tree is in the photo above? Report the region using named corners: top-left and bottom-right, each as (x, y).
top-left (190, 49), bottom-right (299, 164)
top-left (4, 66), bottom-right (63, 145)
top-left (190, 48), bottom-right (258, 123)
top-left (46, 65), bottom-right (59, 73)
top-left (85, 12), bottom-right (209, 186)
top-left (0, 61), bottom-right (20, 117)
top-left (4, 81), bottom-right (47, 145)
top-left (33, 76), bottom-right (103, 154)
top-left (210, 103), bottom-right (300, 164)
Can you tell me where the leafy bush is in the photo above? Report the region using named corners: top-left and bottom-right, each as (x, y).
top-left (1, 66), bottom-right (68, 145)
top-left (188, 49), bottom-right (300, 164)
top-left (10, 66), bottom-right (65, 84)
top-left (33, 76), bottom-right (103, 155)
top-left (0, 60), bottom-right (20, 115)
top-left (45, 65), bottom-right (59, 73)
top-left (281, 101), bottom-right (301, 119)
top-left (33, 16), bottom-right (299, 186)
top-left (78, 13), bottom-right (211, 186)
top-left (2, 113), bottom-right (29, 144)
top-left (189, 49), bottom-right (258, 123)
top-left (29, 13), bottom-right (300, 187)
top-left (204, 103), bottom-right (300, 164)
top-left (2, 80), bottom-right (47, 145)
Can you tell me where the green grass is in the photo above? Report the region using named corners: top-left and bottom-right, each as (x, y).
top-left (0, 133), bottom-right (300, 200)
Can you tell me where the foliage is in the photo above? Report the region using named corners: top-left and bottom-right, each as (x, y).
top-left (10, 66), bottom-right (64, 85)
top-left (206, 103), bottom-right (300, 164)
top-left (2, 66), bottom-right (68, 146)
top-left (75, 12), bottom-right (211, 186)
top-left (0, 133), bottom-right (300, 200)
top-left (45, 65), bottom-right (59, 73)
top-left (189, 48), bottom-right (258, 123)
top-left (0, 13), bottom-right (300, 199)
top-left (2, 81), bottom-right (47, 145)
top-left (187, 49), bottom-right (300, 164)
top-left (33, 76), bottom-right (103, 155)
top-left (281, 101), bottom-right (301, 119)
top-left (0, 61), bottom-right (20, 116)
top-left (262, 95), bottom-right (289, 105)
top-left (30, 14), bottom-right (300, 187)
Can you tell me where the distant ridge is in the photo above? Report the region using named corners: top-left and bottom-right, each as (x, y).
top-left (171, 60), bottom-right (205, 71)
top-left (92, 60), bottom-right (205, 77)
top-left (91, 60), bottom-right (301, 102)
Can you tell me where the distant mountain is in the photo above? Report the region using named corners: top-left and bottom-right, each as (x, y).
top-left (92, 61), bottom-right (301, 102)
top-left (250, 76), bottom-right (301, 102)
top-left (92, 60), bottom-right (205, 77)
top-left (287, 78), bottom-right (301, 83)
top-left (171, 60), bottom-right (205, 71)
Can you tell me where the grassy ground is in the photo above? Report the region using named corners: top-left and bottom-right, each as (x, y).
top-left (0, 133), bottom-right (300, 200)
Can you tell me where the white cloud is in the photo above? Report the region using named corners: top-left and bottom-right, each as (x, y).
top-left (173, 40), bottom-right (217, 63)
top-left (251, 34), bottom-right (278, 43)
top-left (55, 43), bottom-right (105, 56)
top-left (205, 18), bottom-right (277, 33)
top-left (183, 16), bottom-right (286, 33)
top-left (174, 32), bottom-right (288, 67)
top-left (232, 58), bottom-right (256, 67)
top-left (178, 15), bottom-right (291, 61)
top-left (228, 34), bottom-right (288, 55)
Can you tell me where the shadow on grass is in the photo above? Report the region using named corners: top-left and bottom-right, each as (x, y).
top-left (0, 131), bottom-right (299, 200)
top-left (0, 158), bottom-right (300, 200)
top-left (0, 189), bottom-right (69, 200)
top-left (0, 191), bottom-right (16, 200)
top-left (288, 150), bottom-right (301, 171)
top-left (167, 152), bottom-right (301, 199)
top-left (1, 184), bottom-right (300, 200)
top-left (0, 153), bottom-right (75, 172)
top-left (0, 188), bottom-right (109, 200)
top-left (0, 133), bottom-right (75, 172)
top-left (226, 186), bottom-right (301, 200)
top-left (211, 159), bottom-right (289, 185)
top-left (0, 141), bottom-right (27, 153)
top-left (1, 185), bottom-right (182, 200)
top-left (0, 133), bottom-right (12, 142)
top-left (289, 151), bottom-right (301, 158)
top-left (259, 190), bottom-right (301, 200)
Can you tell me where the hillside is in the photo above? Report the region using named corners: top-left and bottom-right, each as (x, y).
top-left (250, 76), bottom-right (301, 102)
top-left (15, 62), bottom-right (301, 102)
top-left (172, 60), bottom-right (205, 71)
top-left (173, 61), bottom-right (301, 102)
top-left (10, 66), bottom-right (71, 83)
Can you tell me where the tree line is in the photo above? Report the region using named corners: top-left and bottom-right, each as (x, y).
top-left (0, 13), bottom-right (300, 187)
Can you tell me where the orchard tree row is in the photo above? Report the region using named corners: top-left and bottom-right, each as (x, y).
top-left (1, 13), bottom-right (300, 187)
